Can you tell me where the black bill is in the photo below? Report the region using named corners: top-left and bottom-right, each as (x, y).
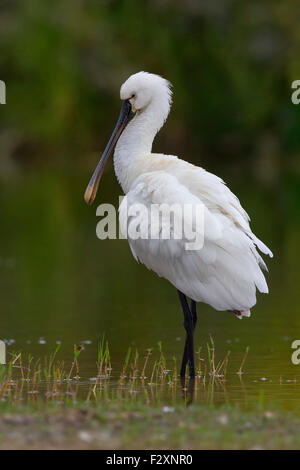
top-left (84, 99), bottom-right (134, 205)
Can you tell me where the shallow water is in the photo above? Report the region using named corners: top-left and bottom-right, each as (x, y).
top-left (0, 170), bottom-right (300, 410)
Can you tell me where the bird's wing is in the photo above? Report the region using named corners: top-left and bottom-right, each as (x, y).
top-left (148, 154), bottom-right (273, 258)
top-left (119, 169), bottom-right (271, 311)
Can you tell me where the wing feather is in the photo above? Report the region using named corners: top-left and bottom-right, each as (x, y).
top-left (119, 159), bottom-right (272, 312)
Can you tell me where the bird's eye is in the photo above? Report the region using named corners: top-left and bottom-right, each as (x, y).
top-left (131, 93), bottom-right (136, 98)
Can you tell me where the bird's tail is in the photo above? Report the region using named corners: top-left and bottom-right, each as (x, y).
top-left (229, 309), bottom-right (251, 319)
top-left (250, 233), bottom-right (273, 258)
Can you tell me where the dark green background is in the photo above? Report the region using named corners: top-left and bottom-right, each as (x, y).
top-left (0, 0), bottom-right (299, 408)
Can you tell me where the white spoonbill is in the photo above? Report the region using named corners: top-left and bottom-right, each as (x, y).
top-left (84, 71), bottom-right (272, 378)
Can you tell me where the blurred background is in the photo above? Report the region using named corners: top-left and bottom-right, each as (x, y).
top-left (0, 0), bottom-right (300, 403)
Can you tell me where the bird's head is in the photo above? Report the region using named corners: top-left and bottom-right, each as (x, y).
top-left (84, 71), bottom-right (172, 205)
top-left (120, 71), bottom-right (172, 116)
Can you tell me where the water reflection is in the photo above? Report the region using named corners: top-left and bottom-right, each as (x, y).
top-left (1, 341), bottom-right (300, 411)
top-left (180, 377), bottom-right (195, 406)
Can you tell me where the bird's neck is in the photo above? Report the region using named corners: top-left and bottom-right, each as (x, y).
top-left (114, 102), bottom-right (166, 193)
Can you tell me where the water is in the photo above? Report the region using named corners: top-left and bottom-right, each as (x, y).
top-left (0, 169), bottom-right (299, 410)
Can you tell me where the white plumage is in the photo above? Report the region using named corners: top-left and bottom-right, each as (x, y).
top-left (114, 72), bottom-right (272, 318)
top-left (84, 71), bottom-right (273, 377)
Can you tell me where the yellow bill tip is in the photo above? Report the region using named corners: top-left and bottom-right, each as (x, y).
top-left (84, 185), bottom-right (95, 205)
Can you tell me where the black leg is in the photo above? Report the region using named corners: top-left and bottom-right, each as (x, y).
top-left (180, 341), bottom-right (189, 377)
top-left (177, 291), bottom-right (197, 378)
top-left (191, 299), bottom-right (198, 328)
top-left (180, 298), bottom-right (198, 377)
top-left (177, 291), bottom-right (190, 376)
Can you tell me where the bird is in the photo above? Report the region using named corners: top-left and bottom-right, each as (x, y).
top-left (84, 71), bottom-right (273, 378)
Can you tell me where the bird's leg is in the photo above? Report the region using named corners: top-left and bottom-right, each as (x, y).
top-left (177, 291), bottom-right (196, 378)
top-left (191, 299), bottom-right (198, 330)
top-left (178, 292), bottom-right (190, 376)
top-left (180, 299), bottom-right (198, 376)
